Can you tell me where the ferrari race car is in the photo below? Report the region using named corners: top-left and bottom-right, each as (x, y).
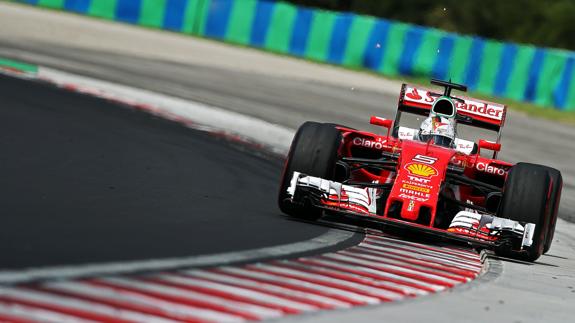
top-left (279, 79), bottom-right (562, 261)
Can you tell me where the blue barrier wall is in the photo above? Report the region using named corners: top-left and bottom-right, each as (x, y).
top-left (17, 0), bottom-right (575, 110)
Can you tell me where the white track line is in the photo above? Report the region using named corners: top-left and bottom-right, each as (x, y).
top-left (0, 229), bottom-right (353, 285)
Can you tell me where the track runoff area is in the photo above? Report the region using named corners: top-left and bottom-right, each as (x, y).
top-left (0, 69), bottom-right (485, 322)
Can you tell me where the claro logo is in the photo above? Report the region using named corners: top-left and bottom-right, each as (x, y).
top-left (476, 162), bottom-right (506, 176)
top-left (353, 137), bottom-right (387, 150)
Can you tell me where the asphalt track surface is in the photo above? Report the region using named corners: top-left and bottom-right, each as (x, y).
top-left (0, 74), bottom-right (338, 270)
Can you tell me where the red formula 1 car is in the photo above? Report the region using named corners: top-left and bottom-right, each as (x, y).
top-left (279, 79), bottom-right (562, 261)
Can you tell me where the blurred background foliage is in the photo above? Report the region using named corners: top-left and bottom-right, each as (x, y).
top-left (284, 0), bottom-right (575, 51)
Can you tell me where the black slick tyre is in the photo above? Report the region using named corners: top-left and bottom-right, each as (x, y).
top-left (278, 122), bottom-right (342, 221)
top-left (543, 168), bottom-right (562, 254)
top-left (497, 163), bottom-right (553, 262)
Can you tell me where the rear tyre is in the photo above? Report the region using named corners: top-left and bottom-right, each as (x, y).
top-left (278, 122), bottom-right (342, 220)
top-left (543, 168), bottom-right (562, 254)
top-left (496, 163), bottom-right (553, 262)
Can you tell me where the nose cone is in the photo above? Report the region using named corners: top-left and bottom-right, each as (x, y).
top-left (385, 140), bottom-right (456, 227)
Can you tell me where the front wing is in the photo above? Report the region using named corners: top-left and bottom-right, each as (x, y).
top-left (286, 172), bottom-right (535, 251)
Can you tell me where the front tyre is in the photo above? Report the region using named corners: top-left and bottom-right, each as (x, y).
top-left (543, 168), bottom-right (562, 254)
top-left (278, 122), bottom-right (342, 220)
top-left (496, 163), bottom-right (554, 261)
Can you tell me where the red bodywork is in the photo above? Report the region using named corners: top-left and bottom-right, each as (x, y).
top-left (324, 84), bottom-right (513, 235)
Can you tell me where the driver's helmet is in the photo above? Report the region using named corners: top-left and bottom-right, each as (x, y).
top-left (418, 115), bottom-right (456, 148)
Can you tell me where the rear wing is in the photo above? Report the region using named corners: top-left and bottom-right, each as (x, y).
top-left (398, 84), bottom-right (507, 132)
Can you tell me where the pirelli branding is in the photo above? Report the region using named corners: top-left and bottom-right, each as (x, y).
top-left (402, 183), bottom-right (430, 193)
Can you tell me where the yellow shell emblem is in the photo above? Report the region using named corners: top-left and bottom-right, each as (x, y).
top-left (405, 163), bottom-right (438, 178)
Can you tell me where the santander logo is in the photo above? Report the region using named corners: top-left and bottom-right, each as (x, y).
top-left (406, 88), bottom-right (422, 100)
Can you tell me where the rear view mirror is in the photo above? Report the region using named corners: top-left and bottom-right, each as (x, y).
top-left (370, 116), bottom-right (393, 129)
top-left (370, 116), bottom-right (392, 138)
top-left (478, 139), bottom-right (501, 152)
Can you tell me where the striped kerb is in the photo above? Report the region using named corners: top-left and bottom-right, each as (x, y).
top-left (225, 0), bottom-right (258, 45)
top-left (304, 10), bottom-right (337, 62)
top-left (264, 2), bottom-right (297, 54)
top-left (0, 231), bottom-right (483, 322)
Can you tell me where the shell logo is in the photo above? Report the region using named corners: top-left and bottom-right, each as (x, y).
top-left (405, 163), bottom-right (438, 178)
